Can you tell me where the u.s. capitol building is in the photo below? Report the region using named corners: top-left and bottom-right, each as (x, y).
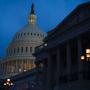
top-left (0, 4), bottom-right (46, 78)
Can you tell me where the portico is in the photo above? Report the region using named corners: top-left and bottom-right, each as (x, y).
top-left (34, 3), bottom-right (90, 90)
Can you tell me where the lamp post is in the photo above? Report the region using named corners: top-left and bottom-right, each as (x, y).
top-left (3, 78), bottom-right (13, 90)
top-left (81, 48), bottom-right (90, 61)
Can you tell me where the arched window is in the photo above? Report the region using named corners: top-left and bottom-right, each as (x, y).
top-left (21, 47), bottom-right (23, 53)
top-left (26, 47), bottom-right (28, 52)
top-left (31, 33), bottom-right (32, 35)
top-left (30, 47), bottom-right (32, 52)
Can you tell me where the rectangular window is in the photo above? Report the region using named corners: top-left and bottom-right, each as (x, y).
top-left (26, 47), bottom-right (28, 52)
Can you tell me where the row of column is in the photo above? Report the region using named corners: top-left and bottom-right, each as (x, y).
top-left (1, 59), bottom-right (35, 77)
top-left (47, 38), bottom-right (83, 90)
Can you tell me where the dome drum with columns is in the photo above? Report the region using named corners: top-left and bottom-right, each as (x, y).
top-left (0, 4), bottom-right (46, 78)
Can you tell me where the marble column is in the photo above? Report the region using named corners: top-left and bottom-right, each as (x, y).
top-left (24, 60), bottom-right (26, 71)
top-left (7, 61), bottom-right (8, 74)
top-left (11, 61), bottom-right (13, 74)
top-left (4, 62), bottom-right (6, 75)
top-left (2, 63), bottom-right (3, 75)
top-left (28, 60), bottom-right (30, 69)
top-left (77, 37), bottom-right (83, 80)
top-left (22, 60), bottom-right (24, 71)
top-left (9, 61), bottom-right (11, 73)
top-left (2, 63), bottom-right (4, 75)
top-left (47, 51), bottom-right (52, 90)
top-left (3, 63), bottom-right (5, 75)
top-left (16, 60), bottom-right (18, 73)
top-left (26, 59), bottom-right (28, 70)
top-left (66, 42), bottom-right (71, 81)
top-left (56, 48), bottom-right (61, 90)
top-left (8, 61), bottom-right (10, 74)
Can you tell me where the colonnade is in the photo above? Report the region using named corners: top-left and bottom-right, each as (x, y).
top-left (47, 38), bottom-right (83, 90)
top-left (0, 59), bottom-right (35, 78)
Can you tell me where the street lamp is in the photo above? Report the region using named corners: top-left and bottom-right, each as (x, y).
top-left (81, 48), bottom-right (90, 61)
top-left (3, 78), bottom-right (13, 90)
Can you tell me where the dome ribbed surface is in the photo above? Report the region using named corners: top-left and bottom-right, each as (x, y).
top-left (7, 24), bottom-right (46, 57)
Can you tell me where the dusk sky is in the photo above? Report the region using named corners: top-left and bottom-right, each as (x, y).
top-left (0, 0), bottom-right (89, 57)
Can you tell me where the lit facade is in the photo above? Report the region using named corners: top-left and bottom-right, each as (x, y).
top-left (34, 2), bottom-right (90, 90)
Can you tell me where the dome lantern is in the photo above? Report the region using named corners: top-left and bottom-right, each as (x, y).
top-left (29, 3), bottom-right (36, 25)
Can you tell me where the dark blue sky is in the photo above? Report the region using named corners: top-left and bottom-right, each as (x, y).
top-left (0, 0), bottom-right (89, 57)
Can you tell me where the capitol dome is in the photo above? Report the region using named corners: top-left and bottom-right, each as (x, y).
top-left (0, 3), bottom-right (46, 78)
top-left (7, 21), bottom-right (46, 58)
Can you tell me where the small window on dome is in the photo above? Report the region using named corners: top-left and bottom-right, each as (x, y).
top-left (30, 47), bottom-right (32, 52)
top-left (31, 33), bottom-right (32, 35)
top-left (26, 47), bottom-right (28, 52)
top-left (21, 47), bottom-right (23, 53)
